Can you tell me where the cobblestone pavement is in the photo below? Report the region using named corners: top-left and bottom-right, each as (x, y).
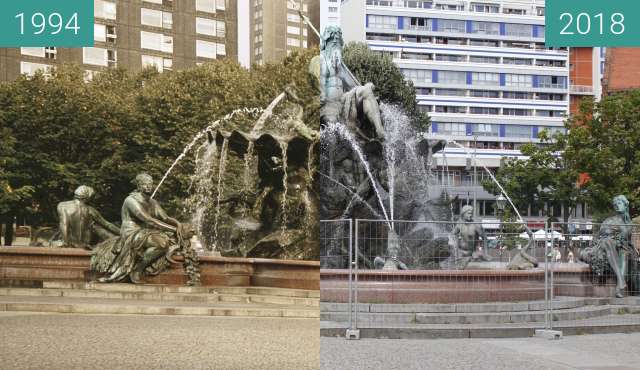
top-left (0, 312), bottom-right (319, 370)
top-left (321, 333), bottom-right (640, 370)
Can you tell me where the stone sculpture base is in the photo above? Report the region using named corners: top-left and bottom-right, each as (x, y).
top-left (0, 247), bottom-right (319, 290)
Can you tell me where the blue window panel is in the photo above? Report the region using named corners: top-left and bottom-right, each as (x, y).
top-left (499, 73), bottom-right (506, 86)
top-left (466, 124), bottom-right (473, 136)
top-left (532, 25), bottom-right (538, 38)
top-left (431, 122), bottom-right (438, 133)
top-left (499, 23), bottom-right (506, 36)
top-left (366, 15), bottom-right (369, 28)
top-left (532, 75), bottom-right (538, 88)
top-left (398, 16), bottom-right (404, 30)
top-left (466, 72), bottom-right (472, 85)
top-left (466, 21), bottom-right (473, 33)
top-left (532, 126), bottom-right (539, 138)
top-left (432, 70), bottom-right (439, 83)
top-left (425, 3), bottom-right (432, 8)
top-left (499, 125), bottom-right (506, 137)
top-left (432, 19), bottom-right (439, 31)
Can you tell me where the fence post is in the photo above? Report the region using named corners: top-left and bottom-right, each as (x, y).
top-left (348, 219), bottom-right (353, 330)
top-left (346, 219), bottom-right (360, 339)
top-left (544, 221), bottom-right (550, 330)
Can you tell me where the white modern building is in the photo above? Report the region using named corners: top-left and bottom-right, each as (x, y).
top-left (339, 0), bottom-right (595, 224)
top-left (321, 0), bottom-right (342, 32)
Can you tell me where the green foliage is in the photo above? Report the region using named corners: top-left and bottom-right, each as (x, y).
top-left (0, 49), bottom-right (319, 226)
top-left (482, 129), bottom-right (584, 226)
top-left (564, 91), bottom-right (640, 215)
top-left (342, 42), bottom-right (429, 131)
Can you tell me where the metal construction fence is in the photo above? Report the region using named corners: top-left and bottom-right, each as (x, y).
top-left (321, 219), bottom-right (640, 335)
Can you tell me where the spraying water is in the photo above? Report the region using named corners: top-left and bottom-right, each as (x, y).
top-left (152, 107), bottom-right (263, 199)
top-left (321, 122), bottom-right (391, 225)
top-left (212, 138), bottom-right (230, 248)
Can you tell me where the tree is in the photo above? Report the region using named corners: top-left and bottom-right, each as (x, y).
top-left (564, 92), bottom-right (640, 216)
top-left (482, 130), bottom-right (585, 231)
top-left (342, 42), bottom-right (430, 131)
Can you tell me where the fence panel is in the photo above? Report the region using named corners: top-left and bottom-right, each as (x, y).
top-left (320, 219), bottom-right (354, 330)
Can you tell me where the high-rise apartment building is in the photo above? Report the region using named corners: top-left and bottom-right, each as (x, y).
top-left (569, 47), bottom-right (604, 113)
top-left (0, 0), bottom-right (237, 81)
top-left (248, 0), bottom-right (311, 66)
top-left (320, 0), bottom-right (341, 31)
top-left (339, 0), bottom-right (593, 224)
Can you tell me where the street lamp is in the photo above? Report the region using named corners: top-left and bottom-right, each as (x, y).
top-left (496, 193), bottom-right (507, 214)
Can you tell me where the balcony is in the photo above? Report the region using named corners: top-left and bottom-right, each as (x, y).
top-left (569, 85), bottom-right (594, 95)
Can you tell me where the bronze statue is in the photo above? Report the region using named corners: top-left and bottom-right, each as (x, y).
top-left (453, 205), bottom-right (492, 262)
top-left (319, 26), bottom-right (384, 141)
top-left (55, 185), bottom-right (119, 249)
top-left (581, 195), bottom-right (637, 297)
top-left (91, 173), bottom-right (199, 285)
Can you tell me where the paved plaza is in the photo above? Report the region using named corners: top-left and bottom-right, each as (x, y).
top-left (0, 312), bottom-right (319, 369)
top-left (321, 333), bottom-right (640, 370)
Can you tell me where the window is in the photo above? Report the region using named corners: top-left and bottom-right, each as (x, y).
top-left (503, 57), bottom-right (532, 65)
top-left (439, 123), bottom-right (466, 136)
top-left (83, 47), bottom-right (108, 66)
top-left (20, 62), bottom-right (52, 77)
top-left (367, 0), bottom-right (393, 5)
top-left (106, 25), bottom-right (116, 43)
top-left (537, 76), bottom-right (566, 89)
top-left (141, 31), bottom-right (173, 53)
top-left (287, 38), bottom-right (300, 47)
top-left (469, 56), bottom-right (499, 64)
top-left (196, 17), bottom-right (217, 36)
top-left (401, 52), bottom-right (432, 61)
top-left (45, 47), bottom-right (57, 59)
top-left (470, 39), bottom-right (499, 47)
top-left (439, 19), bottom-right (465, 33)
top-left (196, 40), bottom-right (217, 59)
top-left (435, 89), bottom-right (466, 96)
top-left (537, 93), bottom-right (565, 101)
top-left (216, 0), bottom-right (225, 10)
top-left (107, 49), bottom-right (117, 67)
top-left (504, 125), bottom-right (532, 138)
top-left (196, 0), bottom-right (216, 13)
top-left (439, 71), bottom-right (466, 84)
top-left (435, 37), bottom-right (465, 45)
top-left (535, 59), bottom-right (565, 67)
top-left (536, 7), bottom-right (545, 16)
top-left (536, 110), bottom-right (565, 117)
top-left (472, 72), bottom-right (499, 86)
top-left (141, 8), bottom-right (172, 29)
top-left (402, 69), bottom-right (432, 83)
top-left (470, 107), bottom-right (499, 115)
top-left (472, 21), bottom-right (500, 35)
top-left (142, 55), bottom-right (172, 72)
top-left (503, 8), bottom-right (526, 15)
top-left (434, 4), bottom-right (464, 11)
top-left (368, 15), bottom-right (396, 30)
top-left (288, 13), bottom-right (301, 22)
top-left (472, 124), bottom-right (498, 136)
top-left (404, 0), bottom-right (432, 8)
top-left (539, 126), bottom-right (566, 136)
top-left (504, 23), bottom-right (532, 37)
top-left (435, 105), bottom-right (466, 113)
top-left (471, 3), bottom-right (499, 13)
top-left (407, 17), bottom-right (431, 31)
top-left (435, 54), bottom-right (465, 62)
top-left (21, 47), bottom-right (45, 58)
top-left (418, 105), bottom-right (432, 113)
top-left (287, 26), bottom-right (300, 35)
top-left (470, 90), bottom-right (499, 98)
top-left (505, 74), bottom-right (532, 88)
top-left (504, 108), bottom-right (532, 116)
top-left (95, 24), bottom-right (106, 42)
top-left (94, 0), bottom-right (116, 20)
top-left (216, 21), bottom-right (226, 37)
top-left (503, 91), bottom-right (532, 99)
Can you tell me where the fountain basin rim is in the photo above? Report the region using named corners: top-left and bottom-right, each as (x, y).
top-left (0, 247), bottom-right (320, 267)
top-left (321, 268), bottom-right (545, 277)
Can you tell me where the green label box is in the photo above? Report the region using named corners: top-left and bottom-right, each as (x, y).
top-left (546, 0), bottom-right (640, 47)
top-left (0, 0), bottom-right (94, 47)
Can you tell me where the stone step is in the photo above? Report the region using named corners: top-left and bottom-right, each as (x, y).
top-left (321, 297), bottom-right (592, 314)
top-left (0, 287), bottom-right (319, 307)
top-left (321, 313), bottom-right (640, 338)
top-left (320, 305), bottom-right (640, 325)
top-left (42, 281), bottom-right (320, 299)
top-left (0, 295), bottom-right (319, 318)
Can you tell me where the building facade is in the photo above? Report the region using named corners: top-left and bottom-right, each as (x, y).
top-left (248, 0), bottom-right (311, 66)
top-left (339, 0), bottom-right (595, 224)
top-left (320, 0), bottom-right (342, 31)
top-left (569, 47), bottom-right (604, 114)
top-left (602, 48), bottom-right (640, 96)
top-left (0, 0), bottom-right (237, 81)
